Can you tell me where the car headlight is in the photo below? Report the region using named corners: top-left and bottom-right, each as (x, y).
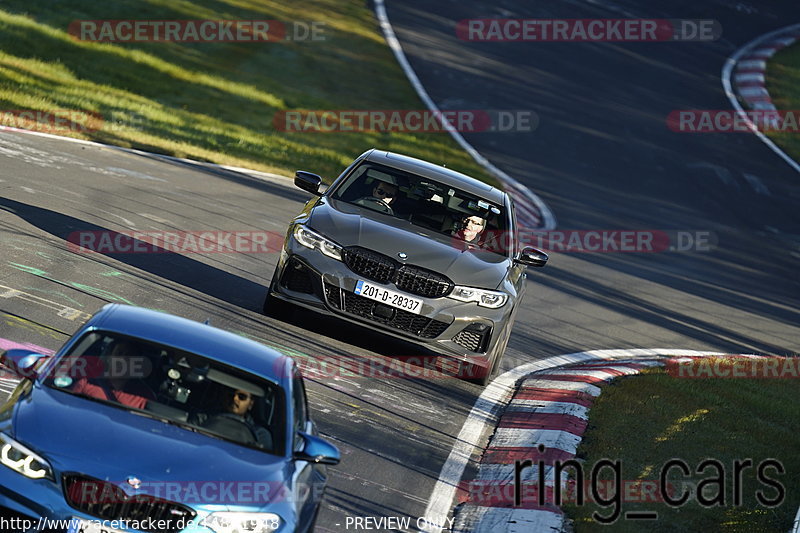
top-left (0, 432), bottom-right (54, 480)
top-left (449, 286), bottom-right (509, 308)
top-left (293, 225), bottom-right (343, 261)
top-left (201, 512), bottom-right (282, 533)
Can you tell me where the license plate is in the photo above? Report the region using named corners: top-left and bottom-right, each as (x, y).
top-left (354, 280), bottom-right (423, 314)
top-left (67, 518), bottom-right (127, 533)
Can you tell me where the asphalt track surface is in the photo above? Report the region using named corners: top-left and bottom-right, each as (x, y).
top-left (0, 1), bottom-right (799, 532)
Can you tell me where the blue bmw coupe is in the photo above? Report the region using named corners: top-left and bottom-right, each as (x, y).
top-left (0, 304), bottom-right (339, 533)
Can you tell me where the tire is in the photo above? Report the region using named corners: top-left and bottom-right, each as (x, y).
top-left (473, 327), bottom-right (510, 386)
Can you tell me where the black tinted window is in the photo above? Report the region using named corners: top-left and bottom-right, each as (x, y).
top-left (43, 331), bottom-right (285, 455)
top-left (331, 162), bottom-right (509, 254)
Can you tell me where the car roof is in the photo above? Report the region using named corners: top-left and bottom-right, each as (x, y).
top-left (86, 304), bottom-right (290, 386)
top-left (363, 149), bottom-right (507, 204)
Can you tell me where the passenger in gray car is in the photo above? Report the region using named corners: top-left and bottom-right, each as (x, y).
top-left (453, 215), bottom-right (487, 244)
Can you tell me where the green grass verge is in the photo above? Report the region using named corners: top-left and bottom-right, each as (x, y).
top-left (0, 1), bottom-right (496, 183)
top-left (765, 41), bottom-right (800, 163)
top-left (563, 364), bottom-right (800, 532)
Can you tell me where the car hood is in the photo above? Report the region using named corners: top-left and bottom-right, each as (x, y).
top-left (13, 386), bottom-right (291, 508)
top-left (309, 199), bottom-right (510, 289)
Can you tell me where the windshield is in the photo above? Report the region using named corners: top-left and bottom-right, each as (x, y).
top-left (331, 162), bottom-right (509, 253)
top-left (42, 331), bottom-right (285, 456)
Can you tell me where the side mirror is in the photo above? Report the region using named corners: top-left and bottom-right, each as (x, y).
top-left (294, 171), bottom-right (323, 196)
top-left (0, 349), bottom-right (52, 380)
top-left (294, 432), bottom-right (340, 465)
top-left (517, 247), bottom-right (548, 267)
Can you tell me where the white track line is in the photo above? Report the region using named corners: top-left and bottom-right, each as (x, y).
top-left (505, 401), bottom-right (589, 417)
top-left (519, 379), bottom-right (602, 395)
top-left (373, 0), bottom-right (556, 230)
top-left (453, 506), bottom-right (563, 533)
top-left (721, 23), bottom-right (800, 174)
top-left (2, 2), bottom-right (558, 230)
top-left (0, 125), bottom-right (295, 189)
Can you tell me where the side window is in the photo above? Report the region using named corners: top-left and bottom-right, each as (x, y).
top-left (329, 154), bottom-right (366, 192)
top-left (292, 369), bottom-right (309, 450)
top-left (331, 164), bottom-right (369, 202)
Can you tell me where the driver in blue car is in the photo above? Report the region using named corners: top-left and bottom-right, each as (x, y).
top-left (200, 388), bottom-right (273, 449)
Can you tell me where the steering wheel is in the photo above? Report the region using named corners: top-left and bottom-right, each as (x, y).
top-left (200, 414), bottom-right (257, 445)
top-left (354, 196), bottom-right (394, 215)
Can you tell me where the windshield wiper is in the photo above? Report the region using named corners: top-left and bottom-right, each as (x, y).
top-left (130, 408), bottom-right (200, 432)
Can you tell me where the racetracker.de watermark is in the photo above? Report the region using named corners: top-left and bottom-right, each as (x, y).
top-left (457, 478), bottom-right (682, 507)
top-left (273, 109), bottom-right (538, 133)
top-left (0, 110), bottom-right (103, 133)
top-left (68, 20), bottom-right (326, 42)
top-left (474, 230), bottom-right (716, 253)
top-left (67, 230), bottom-right (283, 254)
top-left (667, 110), bottom-right (800, 133)
top-left (667, 356), bottom-right (800, 379)
top-left (66, 478), bottom-right (321, 505)
top-left (290, 354), bottom-right (489, 381)
top-left (64, 230), bottom-right (716, 255)
top-left (456, 19), bottom-right (721, 42)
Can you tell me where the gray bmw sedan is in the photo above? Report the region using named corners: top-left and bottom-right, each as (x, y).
top-left (264, 149), bottom-right (547, 385)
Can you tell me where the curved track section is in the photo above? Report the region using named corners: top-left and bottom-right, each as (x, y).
top-left (1, 1), bottom-right (799, 531)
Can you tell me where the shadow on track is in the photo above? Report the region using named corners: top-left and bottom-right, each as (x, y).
top-left (0, 197), bottom-right (265, 309)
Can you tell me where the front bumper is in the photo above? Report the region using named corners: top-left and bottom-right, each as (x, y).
top-left (270, 236), bottom-right (515, 363)
top-left (0, 465), bottom-right (67, 532)
top-left (0, 467), bottom-right (285, 533)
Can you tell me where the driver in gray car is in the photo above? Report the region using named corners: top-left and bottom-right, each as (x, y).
top-left (354, 175), bottom-right (400, 214)
top-left (372, 180), bottom-right (397, 204)
top-left (368, 179), bottom-right (398, 206)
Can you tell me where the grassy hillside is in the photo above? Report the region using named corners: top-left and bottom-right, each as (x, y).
top-left (0, 0), bottom-right (494, 182)
top-left (565, 366), bottom-right (800, 532)
top-left (765, 42), bottom-right (800, 163)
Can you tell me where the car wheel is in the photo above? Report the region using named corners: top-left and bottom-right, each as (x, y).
top-left (474, 327), bottom-right (510, 386)
top-left (262, 289), bottom-right (294, 320)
